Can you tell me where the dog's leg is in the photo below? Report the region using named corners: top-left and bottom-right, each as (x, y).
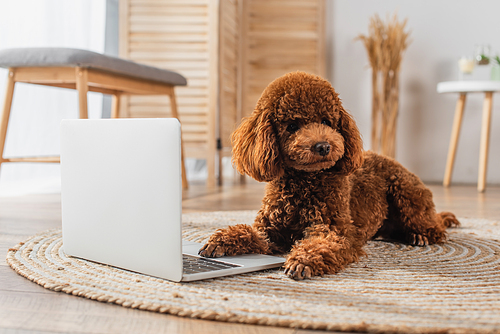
top-left (198, 224), bottom-right (272, 257)
top-left (386, 171), bottom-right (459, 246)
top-left (283, 225), bottom-right (364, 280)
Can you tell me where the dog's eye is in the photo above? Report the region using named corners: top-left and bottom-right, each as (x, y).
top-left (321, 119), bottom-right (332, 127)
top-left (286, 123), bottom-right (299, 133)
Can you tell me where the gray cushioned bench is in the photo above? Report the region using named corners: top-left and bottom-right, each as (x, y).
top-left (0, 47), bottom-right (189, 188)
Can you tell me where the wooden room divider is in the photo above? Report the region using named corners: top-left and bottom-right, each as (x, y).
top-left (119, 0), bottom-right (325, 187)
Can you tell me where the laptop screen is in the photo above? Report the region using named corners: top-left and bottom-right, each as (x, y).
top-left (60, 118), bottom-right (183, 281)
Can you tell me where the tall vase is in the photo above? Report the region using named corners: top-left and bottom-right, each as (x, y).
top-left (358, 14), bottom-right (410, 158)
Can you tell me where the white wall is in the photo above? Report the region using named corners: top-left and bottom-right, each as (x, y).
top-left (1, 0), bottom-right (499, 195)
top-left (0, 0), bottom-right (106, 195)
top-left (327, 0), bottom-right (500, 184)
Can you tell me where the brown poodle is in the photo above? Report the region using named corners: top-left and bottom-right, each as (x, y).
top-left (199, 71), bottom-right (459, 280)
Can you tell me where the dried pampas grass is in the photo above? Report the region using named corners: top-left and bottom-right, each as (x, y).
top-left (358, 13), bottom-right (411, 158)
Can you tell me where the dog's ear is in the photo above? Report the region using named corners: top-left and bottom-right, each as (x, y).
top-left (231, 108), bottom-right (283, 182)
top-left (334, 106), bottom-right (364, 175)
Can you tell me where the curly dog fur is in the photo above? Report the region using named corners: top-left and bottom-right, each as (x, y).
top-left (199, 71), bottom-right (459, 280)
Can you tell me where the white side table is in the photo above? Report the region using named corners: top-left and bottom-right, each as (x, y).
top-left (437, 81), bottom-right (500, 192)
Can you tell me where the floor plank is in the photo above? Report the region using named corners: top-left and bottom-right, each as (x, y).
top-left (428, 184), bottom-right (500, 220)
top-left (1, 180), bottom-right (499, 333)
top-left (0, 266), bottom-right (55, 294)
top-left (0, 290), bottom-right (295, 334)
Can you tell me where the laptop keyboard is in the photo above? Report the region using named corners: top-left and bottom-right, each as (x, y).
top-left (183, 254), bottom-right (241, 274)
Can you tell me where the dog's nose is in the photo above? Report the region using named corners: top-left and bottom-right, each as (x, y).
top-left (314, 142), bottom-right (331, 156)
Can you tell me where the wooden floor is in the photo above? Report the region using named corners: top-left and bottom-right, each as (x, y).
top-left (1, 180), bottom-right (500, 334)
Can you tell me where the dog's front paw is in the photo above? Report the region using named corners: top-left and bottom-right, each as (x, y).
top-left (284, 261), bottom-right (313, 280)
top-left (199, 224), bottom-right (271, 258)
top-left (198, 241), bottom-right (227, 258)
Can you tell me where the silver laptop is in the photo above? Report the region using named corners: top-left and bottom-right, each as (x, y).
top-left (60, 118), bottom-right (284, 282)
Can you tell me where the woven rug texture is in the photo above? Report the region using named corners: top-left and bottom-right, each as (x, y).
top-left (6, 211), bottom-right (500, 334)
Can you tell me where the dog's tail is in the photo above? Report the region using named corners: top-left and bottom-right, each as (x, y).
top-left (437, 211), bottom-right (460, 228)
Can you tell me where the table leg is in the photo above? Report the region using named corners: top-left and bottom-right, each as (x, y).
top-left (443, 93), bottom-right (466, 187)
top-left (478, 92), bottom-right (493, 192)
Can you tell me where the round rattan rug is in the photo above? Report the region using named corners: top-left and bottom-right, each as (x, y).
top-left (7, 211), bottom-right (500, 333)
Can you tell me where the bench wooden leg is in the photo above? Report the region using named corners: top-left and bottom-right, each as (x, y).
top-left (0, 70), bottom-right (16, 170)
top-left (478, 92), bottom-right (493, 192)
top-left (76, 67), bottom-right (89, 119)
top-left (111, 93), bottom-right (121, 118)
top-left (167, 88), bottom-right (188, 189)
top-left (443, 93), bottom-right (466, 187)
